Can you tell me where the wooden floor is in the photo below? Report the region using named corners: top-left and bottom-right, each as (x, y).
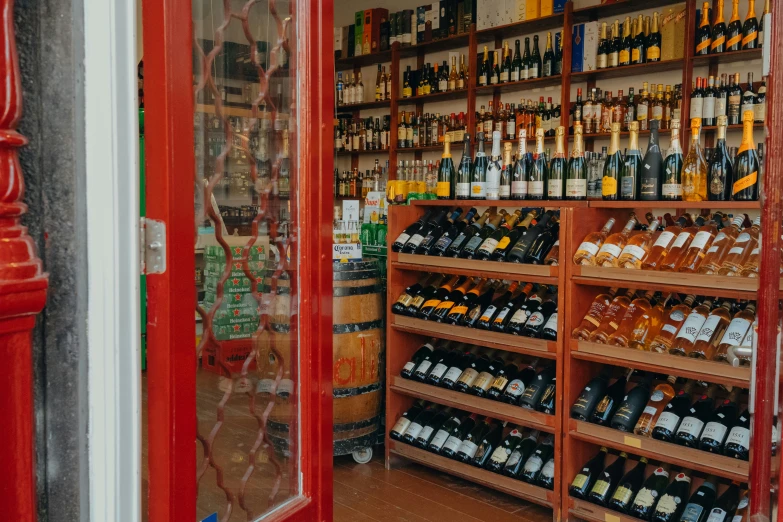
top-left (333, 453), bottom-right (552, 522)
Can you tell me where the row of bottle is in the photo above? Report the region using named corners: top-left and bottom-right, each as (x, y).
top-left (392, 275), bottom-right (559, 339)
top-left (695, 0), bottom-right (769, 54)
top-left (574, 212), bottom-right (763, 277)
top-left (574, 83), bottom-right (682, 134)
top-left (477, 98), bottom-right (562, 140)
top-left (574, 290), bottom-right (756, 364)
top-left (392, 207), bottom-right (559, 262)
top-left (572, 369), bottom-right (753, 459)
top-left (334, 161), bottom-right (389, 198)
top-left (570, 452), bottom-right (749, 521)
top-left (690, 73), bottom-right (766, 126)
top-left (396, 111), bottom-right (467, 149)
top-left (400, 341), bottom-right (556, 409)
top-left (401, 56), bottom-right (468, 98)
top-left (477, 33), bottom-right (563, 87)
top-left (390, 403), bottom-right (556, 486)
top-left (334, 116), bottom-right (391, 152)
top-left (335, 71), bottom-right (373, 107)
top-left (595, 14), bottom-right (663, 69)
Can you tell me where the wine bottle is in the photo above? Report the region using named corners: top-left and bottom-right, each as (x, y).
top-left (401, 342), bottom-right (435, 379)
top-left (442, 279), bottom-right (489, 325)
top-left (706, 481), bottom-right (741, 521)
top-left (602, 122), bottom-right (623, 200)
top-left (439, 345), bottom-right (475, 390)
top-left (504, 287), bottom-right (546, 336)
top-left (611, 375), bottom-right (653, 432)
top-left (502, 429), bottom-right (539, 478)
top-left (476, 282), bottom-right (520, 330)
top-left (470, 350), bottom-right (507, 398)
top-left (430, 207), bottom-right (478, 256)
top-left (732, 110), bottom-right (759, 201)
top-left (591, 369), bottom-right (632, 426)
top-left (499, 142), bottom-right (513, 199)
top-left (632, 15), bottom-right (646, 64)
top-left (391, 274), bottom-right (431, 315)
top-left (621, 121), bottom-right (642, 200)
top-left (440, 413), bottom-right (479, 458)
top-left (619, 16), bottom-right (632, 66)
top-left (520, 290), bottom-right (558, 339)
top-left (415, 208), bottom-right (463, 255)
top-left (536, 373), bottom-right (557, 414)
top-left (461, 281), bottom-right (504, 328)
top-left (403, 274), bottom-right (446, 316)
top-left (427, 412), bottom-right (465, 453)
top-left (413, 406), bottom-right (454, 448)
top-left (634, 375), bottom-right (677, 437)
top-left (475, 210), bottom-right (522, 261)
top-left (537, 456), bottom-right (556, 489)
top-left (662, 119), bottom-right (684, 201)
top-left (506, 211), bottom-right (554, 263)
top-left (627, 464), bottom-right (671, 519)
top-left (679, 477), bottom-right (718, 522)
top-left (445, 209), bottom-right (491, 257)
top-left (471, 132), bottom-right (489, 199)
top-left (548, 126), bottom-right (567, 200)
top-left (500, 358), bottom-right (538, 404)
top-left (471, 420), bottom-right (506, 467)
top-left (456, 133), bottom-right (473, 200)
top-left (453, 348), bottom-right (486, 393)
top-left (569, 446), bottom-right (608, 499)
top-left (726, 0), bottom-right (743, 51)
top-left (456, 416), bottom-right (494, 462)
top-left (571, 369), bottom-right (611, 421)
top-left (675, 385), bottom-right (716, 448)
top-left (429, 277), bottom-right (479, 322)
top-left (649, 471), bottom-right (692, 522)
top-left (711, 0), bottom-right (727, 53)
top-left (392, 210), bottom-right (433, 252)
top-left (518, 364), bottom-right (556, 409)
top-left (695, 2), bottom-right (712, 55)
top-left (587, 452), bottom-right (628, 506)
top-left (567, 123), bottom-right (588, 200)
top-left (572, 289), bottom-right (618, 341)
top-left (724, 409), bottom-right (750, 460)
top-left (489, 211), bottom-right (538, 262)
top-left (512, 129), bottom-right (532, 200)
top-left (520, 434), bottom-right (554, 483)
top-left (699, 387), bottom-right (740, 453)
top-left (401, 210), bottom-right (448, 254)
top-left (486, 131), bottom-right (503, 200)
top-left (486, 427), bottom-right (524, 472)
top-left (527, 217), bottom-right (560, 266)
top-left (742, 0), bottom-right (759, 49)
top-left (417, 275), bottom-right (462, 319)
top-left (401, 403), bottom-right (439, 444)
top-left (607, 456), bottom-right (649, 513)
top-left (437, 136), bottom-right (455, 199)
top-left (389, 400), bottom-right (426, 440)
top-left (529, 128), bottom-right (547, 200)
top-left (652, 380), bottom-right (696, 442)
top-left (708, 115), bottom-right (733, 201)
top-left (460, 211), bottom-right (507, 259)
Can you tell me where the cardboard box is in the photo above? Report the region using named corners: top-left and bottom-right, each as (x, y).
top-left (417, 6), bottom-right (431, 43)
top-left (401, 9), bottom-right (414, 46)
top-left (457, 1), bottom-right (465, 33)
top-left (540, 0), bottom-right (553, 17)
top-left (553, 0), bottom-right (566, 13)
top-left (526, 0), bottom-right (539, 20)
top-left (380, 20), bottom-right (390, 51)
top-left (354, 11), bottom-right (364, 56)
top-left (516, 0), bottom-right (527, 21)
top-left (463, 0), bottom-right (475, 29)
top-left (661, 4), bottom-right (687, 61)
top-left (571, 21), bottom-right (599, 72)
top-left (363, 8), bottom-right (388, 54)
top-left (347, 25), bottom-right (355, 57)
top-left (501, 0), bottom-right (515, 25)
top-left (429, 3), bottom-right (441, 38)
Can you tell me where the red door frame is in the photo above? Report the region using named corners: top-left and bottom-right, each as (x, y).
top-left (142, 0), bottom-right (333, 519)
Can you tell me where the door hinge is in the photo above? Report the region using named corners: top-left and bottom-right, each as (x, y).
top-left (140, 217), bottom-right (166, 275)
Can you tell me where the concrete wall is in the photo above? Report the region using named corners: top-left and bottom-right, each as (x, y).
top-left (13, 0), bottom-right (90, 520)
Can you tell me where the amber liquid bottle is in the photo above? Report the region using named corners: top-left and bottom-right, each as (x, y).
top-left (617, 219), bottom-right (660, 269)
top-left (634, 375), bottom-right (677, 437)
top-left (669, 297), bottom-right (714, 356)
top-left (649, 294), bottom-right (696, 353)
top-left (720, 216), bottom-right (760, 276)
top-left (573, 218), bottom-right (617, 266)
top-left (595, 215), bottom-right (639, 267)
top-left (572, 288), bottom-right (619, 341)
top-left (589, 290), bottom-right (636, 344)
top-left (627, 292), bottom-right (666, 351)
top-left (607, 290), bottom-right (657, 348)
top-left (677, 214), bottom-right (723, 272)
top-left (699, 215), bottom-right (747, 274)
top-left (658, 216), bottom-right (705, 271)
top-left (641, 214), bottom-right (692, 270)
top-left (714, 302), bottom-right (756, 362)
top-left (687, 300), bottom-right (733, 359)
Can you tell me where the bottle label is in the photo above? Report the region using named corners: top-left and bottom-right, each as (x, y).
top-left (526, 311), bottom-right (545, 327)
top-left (509, 309), bottom-right (530, 326)
top-left (510, 70), bottom-right (520, 82)
top-left (726, 426), bottom-right (750, 450)
top-left (429, 428), bottom-right (451, 450)
top-left (428, 363), bottom-right (448, 381)
top-left (455, 182), bottom-right (470, 198)
top-left (506, 121), bottom-right (516, 139)
top-left (612, 486), bottom-right (634, 506)
top-left (647, 46), bottom-right (661, 60)
top-left (681, 504), bottom-right (705, 522)
top-left (436, 181), bottom-right (451, 198)
top-left (662, 182), bottom-right (683, 197)
top-left (676, 312), bottom-right (709, 343)
top-left (442, 366), bottom-right (463, 383)
top-left (490, 374), bottom-right (509, 392)
top-left (591, 479), bottom-right (611, 497)
top-left (434, 233), bottom-right (455, 253)
top-left (473, 372), bottom-right (494, 392)
top-left (402, 361), bottom-right (416, 373)
top-left (479, 238), bottom-right (500, 255)
top-left (421, 299), bottom-right (441, 310)
top-left (391, 417), bottom-right (411, 435)
top-left (655, 494), bottom-right (682, 516)
top-left (571, 473), bottom-right (589, 489)
top-left (701, 421), bottom-right (728, 443)
top-left (672, 231), bottom-right (692, 249)
top-left (504, 379), bottom-right (526, 398)
top-left (706, 509), bottom-right (728, 522)
top-left (690, 231), bottom-right (713, 251)
top-left (633, 488), bottom-right (658, 509)
top-left (464, 234), bottom-right (485, 253)
top-left (733, 171), bottom-right (758, 194)
top-left (602, 176), bottom-right (617, 197)
top-left (715, 98), bottom-right (727, 117)
top-left (631, 49), bottom-right (641, 62)
top-left (543, 312), bottom-right (558, 332)
top-left (523, 455), bottom-right (543, 474)
top-left (457, 439), bottom-right (479, 459)
top-left (577, 241), bottom-right (600, 257)
top-left (637, 104), bottom-right (648, 120)
top-left (690, 98), bottom-right (704, 119)
top-left (489, 445), bottom-right (513, 464)
top-left (695, 313), bottom-right (724, 343)
top-left (654, 411), bottom-right (681, 432)
top-left (442, 435), bottom-right (462, 454)
top-left (651, 105), bottom-right (663, 120)
top-left (597, 54), bottom-right (607, 69)
top-left (417, 426), bottom-right (435, 443)
top-left (529, 180), bottom-right (544, 196)
top-left (643, 405), bottom-right (659, 417)
top-left (511, 180), bottom-right (529, 197)
top-left (719, 318), bottom-right (751, 347)
top-left (662, 323), bottom-right (679, 335)
top-left (703, 97), bottom-right (716, 119)
top-left (547, 179), bottom-right (563, 198)
top-left (404, 422), bottom-right (423, 439)
top-left (480, 305), bottom-right (498, 323)
top-left (471, 181), bottom-right (487, 198)
top-left (566, 178), bottom-right (587, 198)
top-left (754, 101), bottom-right (766, 122)
top-left (415, 360), bottom-right (433, 376)
top-left (495, 236), bottom-right (512, 251)
top-left (540, 458), bottom-right (555, 478)
top-left (395, 294), bottom-right (414, 308)
top-left (394, 232), bottom-right (411, 247)
top-left (505, 449), bottom-right (523, 467)
top-left (457, 368), bottom-right (479, 387)
top-left (406, 233), bottom-right (426, 249)
top-left (677, 416), bottom-right (705, 438)
top-left (598, 243), bottom-right (622, 259)
top-left (620, 244), bottom-right (647, 262)
top-left (409, 295), bottom-right (426, 310)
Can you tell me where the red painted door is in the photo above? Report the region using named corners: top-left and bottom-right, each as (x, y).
top-left (142, 0), bottom-right (334, 521)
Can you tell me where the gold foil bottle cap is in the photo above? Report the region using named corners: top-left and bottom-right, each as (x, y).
top-left (629, 121), bottom-right (639, 131)
top-left (556, 126), bottom-right (565, 136)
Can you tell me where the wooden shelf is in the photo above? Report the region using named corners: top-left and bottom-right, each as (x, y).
top-left (476, 13), bottom-right (565, 43)
top-left (390, 440), bottom-right (554, 507)
top-left (395, 144), bottom-right (444, 153)
top-left (391, 315), bottom-right (557, 359)
top-left (571, 265), bottom-right (761, 299)
top-left (569, 498), bottom-right (643, 522)
top-left (407, 199), bottom-right (588, 208)
top-left (569, 420), bottom-right (749, 482)
top-left (335, 148), bottom-right (389, 157)
top-left (398, 89), bottom-right (469, 105)
top-left (691, 47), bottom-right (763, 66)
top-left (390, 376), bottom-right (556, 432)
top-left (586, 200), bottom-right (761, 209)
top-left (399, 33), bottom-right (472, 58)
top-left (475, 75), bottom-right (562, 95)
top-left (573, 0), bottom-right (686, 20)
top-left (336, 99), bottom-right (391, 112)
top-left (336, 50), bottom-right (392, 71)
top-left (570, 340), bottom-right (751, 389)
top-left (571, 59), bottom-right (685, 82)
top-left (391, 252), bottom-right (559, 282)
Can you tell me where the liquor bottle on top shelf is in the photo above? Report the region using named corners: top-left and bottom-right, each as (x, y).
top-left (675, 385), bottom-right (716, 447)
top-left (501, 429), bottom-right (539, 478)
top-left (662, 119), bottom-right (684, 201)
top-left (389, 400), bottom-right (426, 440)
top-left (571, 368), bottom-right (612, 421)
top-left (607, 456), bottom-right (649, 514)
top-left (602, 122), bottom-right (623, 200)
top-left (595, 215), bottom-right (639, 267)
top-left (588, 451), bottom-right (628, 506)
top-left (610, 374), bottom-right (653, 432)
top-left (590, 369), bottom-right (634, 426)
top-left (634, 375), bottom-right (677, 437)
top-left (569, 446), bottom-right (608, 500)
top-left (720, 216), bottom-right (761, 276)
top-left (687, 300), bottom-right (733, 359)
top-left (617, 216), bottom-right (660, 269)
top-left (589, 289), bottom-right (636, 344)
top-left (733, 111), bottom-right (760, 201)
top-left (547, 126), bottom-right (567, 201)
top-left (682, 118), bottom-right (708, 202)
top-left (573, 217), bottom-right (616, 266)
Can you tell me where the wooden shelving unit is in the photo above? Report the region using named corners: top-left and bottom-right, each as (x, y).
top-left (334, 1), bottom-right (772, 519)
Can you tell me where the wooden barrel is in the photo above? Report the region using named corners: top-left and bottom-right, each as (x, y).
top-left (261, 261), bottom-right (384, 456)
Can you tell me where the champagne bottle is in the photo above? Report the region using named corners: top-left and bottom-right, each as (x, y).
top-left (471, 132), bottom-right (489, 199)
top-left (695, 2), bottom-right (712, 55)
top-left (726, 0), bottom-right (743, 51)
top-left (486, 131), bottom-right (503, 200)
top-left (610, 375), bottom-right (653, 432)
top-left (445, 209), bottom-right (490, 257)
top-left (456, 133), bottom-right (473, 200)
top-left (742, 0), bottom-right (759, 49)
top-left (520, 434), bottom-right (554, 483)
top-left (486, 427), bottom-right (524, 472)
top-left (548, 126), bottom-right (567, 200)
top-left (607, 456), bottom-right (649, 513)
top-left (732, 110), bottom-right (759, 201)
top-left (587, 452), bottom-right (628, 506)
top-left (621, 121), bottom-right (642, 200)
top-left (502, 429), bottom-right (539, 478)
top-left (437, 136), bottom-right (455, 199)
top-left (705, 481), bottom-right (741, 521)
top-left (566, 123), bottom-right (588, 200)
top-left (627, 464), bottom-right (671, 519)
top-left (569, 447), bottom-right (608, 499)
top-left (591, 370), bottom-right (632, 426)
top-left (602, 122), bottom-right (623, 200)
top-left (682, 118), bottom-right (708, 202)
top-left (430, 207), bottom-right (478, 256)
top-left (649, 471), bottom-right (692, 522)
top-left (529, 128), bottom-right (547, 200)
top-left (512, 129), bottom-right (531, 199)
top-left (708, 115), bottom-right (733, 201)
top-left (662, 119), bottom-right (684, 201)
top-left (401, 342), bottom-right (435, 379)
top-left (711, 0), bottom-right (727, 53)
top-left (679, 477), bottom-right (718, 522)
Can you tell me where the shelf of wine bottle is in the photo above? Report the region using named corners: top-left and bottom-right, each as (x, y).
top-left (391, 376), bottom-right (556, 433)
top-left (568, 420), bottom-right (749, 482)
top-left (335, 148), bottom-right (390, 157)
top-left (586, 199), bottom-right (762, 209)
top-left (391, 315), bottom-right (557, 359)
top-left (570, 59), bottom-right (684, 82)
top-left (691, 47), bottom-right (763, 66)
top-left (568, 497), bottom-right (641, 522)
top-left (475, 13), bottom-right (564, 44)
top-left (336, 99), bottom-right (392, 112)
top-left (389, 440), bottom-right (554, 507)
top-left (572, 0), bottom-right (684, 20)
top-left (571, 265), bottom-right (763, 300)
top-left (391, 252), bottom-right (559, 282)
top-left (475, 75), bottom-right (563, 95)
top-left (407, 199), bottom-right (761, 209)
top-left (569, 340), bottom-right (751, 389)
top-left (407, 199), bottom-right (588, 208)
top-left (398, 89), bottom-right (469, 105)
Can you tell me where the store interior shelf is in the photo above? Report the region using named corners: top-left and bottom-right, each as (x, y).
top-left (391, 252), bottom-right (559, 281)
top-left (399, 33), bottom-right (472, 58)
top-left (569, 498), bottom-right (643, 522)
top-left (391, 315), bottom-right (558, 359)
top-left (390, 376), bottom-right (556, 432)
top-left (390, 441), bottom-right (554, 507)
top-left (570, 59), bottom-right (684, 82)
top-left (336, 50), bottom-right (392, 71)
top-left (691, 47), bottom-right (763, 65)
top-left (571, 265), bottom-right (763, 299)
top-left (336, 99), bottom-right (391, 112)
top-left (395, 144), bottom-right (444, 153)
top-left (398, 89), bottom-right (469, 105)
top-left (569, 420), bottom-right (749, 482)
top-left (586, 199), bottom-right (762, 209)
top-left (335, 148), bottom-right (389, 157)
top-left (573, 0), bottom-right (686, 20)
top-left (570, 340), bottom-right (751, 389)
top-left (407, 199), bottom-right (588, 208)
top-left (475, 75), bottom-right (563, 95)
top-left (476, 13), bottom-right (564, 43)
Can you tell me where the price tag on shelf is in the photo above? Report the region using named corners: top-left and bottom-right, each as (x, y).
top-left (623, 435), bottom-right (642, 449)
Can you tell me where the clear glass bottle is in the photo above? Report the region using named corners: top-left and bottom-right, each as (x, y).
top-left (595, 215), bottom-right (639, 267)
top-left (649, 295), bottom-right (696, 354)
top-left (626, 292), bottom-right (665, 351)
top-left (573, 218), bottom-right (616, 266)
top-left (572, 288), bottom-right (619, 341)
top-left (641, 214), bottom-right (692, 270)
top-left (687, 300), bottom-right (733, 359)
top-left (722, 216), bottom-right (761, 276)
top-left (658, 216), bottom-right (705, 272)
top-left (607, 290), bottom-right (657, 347)
top-left (633, 375), bottom-right (677, 437)
top-left (589, 290), bottom-right (635, 344)
top-left (699, 215), bottom-right (747, 274)
top-left (618, 218), bottom-right (660, 269)
top-left (714, 302), bottom-right (756, 362)
top-left (677, 214), bottom-right (723, 273)
top-left (682, 118), bottom-right (708, 201)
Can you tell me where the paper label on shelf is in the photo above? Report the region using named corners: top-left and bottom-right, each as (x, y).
top-left (457, 439), bottom-right (479, 459)
top-left (598, 243), bottom-right (622, 259)
top-left (701, 422), bottom-right (728, 444)
top-left (672, 232), bottom-right (691, 250)
top-left (623, 435), bottom-right (642, 448)
top-left (719, 318), bottom-right (751, 347)
top-left (677, 417), bottom-right (705, 438)
top-left (725, 426), bottom-right (750, 450)
top-left (577, 241), bottom-right (600, 257)
top-left (621, 244), bottom-right (647, 261)
top-left (654, 411), bottom-right (681, 432)
top-left (676, 312), bottom-right (709, 343)
top-left (690, 231), bottom-right (713, 251)
top-left (695, 314), bottom-right (724, 343)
